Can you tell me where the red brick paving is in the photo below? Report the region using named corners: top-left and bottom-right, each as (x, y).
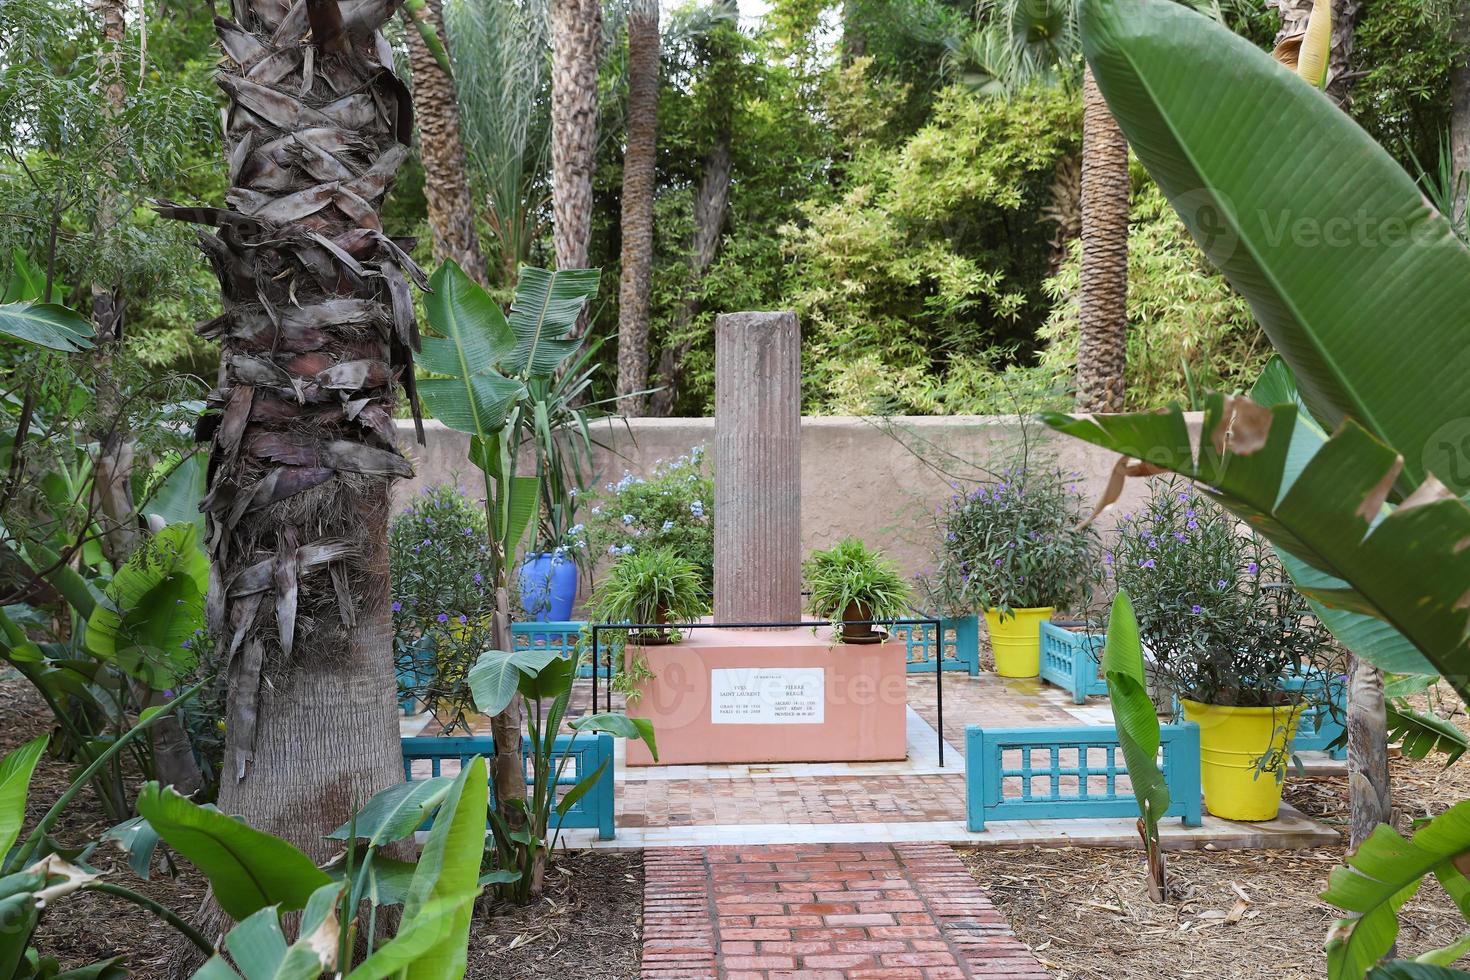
top-left (640, 844), bottom-right (1049, 979)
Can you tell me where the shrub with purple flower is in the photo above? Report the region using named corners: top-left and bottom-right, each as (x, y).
top-left (919, 457), bottom-right (1096, 617)
top-left (1105, 477), bottom-right (1338, 708)
top-left (588, 447), bottom-right (714, 593)
top-left (389, 484), bottom-right (495, 729)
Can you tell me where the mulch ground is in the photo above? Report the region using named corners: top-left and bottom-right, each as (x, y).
top-left (2, 672), bottom-right (642, 979)
top-left (960, 686), bottom-right (1470, 979)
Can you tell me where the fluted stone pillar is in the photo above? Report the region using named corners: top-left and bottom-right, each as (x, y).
top-left (714, 311), bottom-right (802, 625)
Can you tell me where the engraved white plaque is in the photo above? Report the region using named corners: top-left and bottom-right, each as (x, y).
top-left (710, 667), bottom-right (825, 724)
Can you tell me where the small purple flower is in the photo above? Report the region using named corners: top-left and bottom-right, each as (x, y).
top-left (1140, 558), bottom-right (1156, 569)
top-left (994, 558), bottom-right (1003, 566)
top-left (1103, 552), bottom-right (1114, 565)
top-left (421, 537), bottom-right (431, 546)
top-left (1191, 604), bottom-right (1202, 615)
top-left (436, 613), bottom-right (449, 623)
top-left (1186, 520), bottom-right (1198, 530)
top-left (458, 614), bottom-right (468, 625)
top-left (181, 638), bottom-right (192, 649)
top-left (1216, 579), bottom-right (1228, 589)
top-left (392, 600), bottom-right (402, 612)
top-left (1173, 531), bottom-right (1187, 542)
top-left (473, 572), bottom-right (482, 586)
top-left (1248, 562), bottom-right (1260, 574)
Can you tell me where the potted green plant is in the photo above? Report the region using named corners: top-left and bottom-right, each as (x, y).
top-left (1105, 478), bottom-right (1340, 821)
top-left (927, 459), bottom-right (1096, 676)
top-left (804, 537), bottom-right (910, 644)
top-left (590, 546), bottom-right (709, 645)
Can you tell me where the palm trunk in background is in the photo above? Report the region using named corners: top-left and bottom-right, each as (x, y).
top-left (1453, 1), bottom-right (1470, 222)
top-left (647, 137), bottom-right (731, 417)
top-left (405, 0), bottom-right (488, 285)
top-left (616, 0), bottom-right (659, 416)
top-left (158, 0), bottom-right (422, 960)
top-left (1346, 654), bottom-right (1392, 848)
top-left (551, 0), bottom-right (602, 324)
top-left (1076, 67), bottom-right (1129, 413)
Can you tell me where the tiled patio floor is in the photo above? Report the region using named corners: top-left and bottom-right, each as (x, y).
top-left (405, 667), bottom-right (1342, 850)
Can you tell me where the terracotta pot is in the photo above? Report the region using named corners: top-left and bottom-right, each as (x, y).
top-left (840, 600), bottom-right (878, 643)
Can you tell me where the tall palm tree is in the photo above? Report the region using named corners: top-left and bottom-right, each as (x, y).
top-left (1076, 65), bottom-right (1128, 413)
top-left (551, 0), bottom-right (602, 321)
top-left (616, 0), bottom-right (659, 415)
top-left (405, 0), bottom-right (488, 285)
top-left (158, 0), bottom-right (420, 897)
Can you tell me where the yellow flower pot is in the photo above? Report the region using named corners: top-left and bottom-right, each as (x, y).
top-left (1181, 698), bottom-right (1301, 822)
top-left (984, 606), bottom-right (1054, 678)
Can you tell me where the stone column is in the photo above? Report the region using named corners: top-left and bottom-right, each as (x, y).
top-left (714, 311), bottom-right (802, 625)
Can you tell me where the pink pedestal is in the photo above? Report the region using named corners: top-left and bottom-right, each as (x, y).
top-left (623, 627), bottom-right (908, 766)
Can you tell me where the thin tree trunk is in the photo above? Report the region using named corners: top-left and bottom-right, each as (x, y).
top-left (551, 0), bottom-right (602, 316)
top-left (1453, 1), bottom-right (1470, 223)
top-left (647, 136), bottom-right (732, 418)
top-left (1325, 0), bottom-right (1363, 106)
top-left (616, 0), bottom-right (659, 416)
top-left (1346, 655), bottom-right (1392, 848)
top-left (405, 0), bottom-right (487, 285)
top-left (1076, 67), bottom-right (1129, 414)
top-left (159, 0), bottom-right (422, 967)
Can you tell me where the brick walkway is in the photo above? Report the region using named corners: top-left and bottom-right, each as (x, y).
top-left (641, 844), bottom-right (1049, 979)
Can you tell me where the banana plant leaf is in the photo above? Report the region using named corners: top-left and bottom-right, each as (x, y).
top-left (1368, 965), bottom-right (1470, 979)
top-left (1386, 702), bottom-right (1469, 765)
top-left (0, 737), bottom-right (47, 863)
top-left (327, 778), bottom-right (452, 846)
top-left (416, 261), bottom-right (525, 440)
top-left (135, 783), bottom-right (333, 922)
top-left (396, 756), bottom-right (487, 980)
top-left (194, 883), bottom-right (342, 980)
top-left (1322, 799), bottom-right (1470, 979)
top-left (1080, 0), bottom-right (1470, 493)
top-left (502, 267), bottom-right (599, 378)
top-left (1042, 396), bottom-right (1470, 701)
top-left (468, 649), bottom-right (562, 717)
top-left (0, 302), bottom-right (95, 352)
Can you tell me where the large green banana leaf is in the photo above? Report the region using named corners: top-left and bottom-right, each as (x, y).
top-left (1042, 396), bottom-right (1470, 701)
top-left (0, 302), bottom-right (95, 352)
top-left (416, 261), bottom-right (525, 441)
top-left (503, 267), bottom-right (599, 378)
top-left (1079, 0), bottom-right (1470, 493)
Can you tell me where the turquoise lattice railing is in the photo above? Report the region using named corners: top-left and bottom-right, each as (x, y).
top-left (400, 732), bottom-right (616, 840)
top-left (1038, 621), bottom-right (1109, 704)
top-left (966, 723), bottom-right (1203, 831)
top-left (1286, 670), bottom-right (1347, 760)
top-left (510, 621), bottom-right (608, 677)
top-left (892, 615), bottom-right (980, 675)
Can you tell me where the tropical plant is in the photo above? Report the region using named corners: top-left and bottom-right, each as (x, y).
top-left (0, 253), bottom-right (95, 351)
top-left (803, 537), bottom-right (911, 641)
top-left (921, 457), bottom-right (1095, 617)
top-left (590, 547), bottom-right (710, 644)
top-left (1101, 590), bottom-right (1170, 902)
top-left (468, 649), bottom-right (655, 901)
top-left (587, 448), bottom-right (714, 591)
top-left (1045, 0), bottom-right (1470, 970)
top-left (1103, 478), bottom-right (1338, 710)
top-left (415, 260), bottom-right (600, 823)
top-left (154, 0), bottom-right (429, 894)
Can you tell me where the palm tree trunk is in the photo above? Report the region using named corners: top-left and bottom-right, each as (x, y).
top-left (1076, 67), bottom-right (1129, 413)
top-left (1452, 2), bottom-right (1470, 223)
top-left (616, 0), bottom-right (659, 416)
top-left (551, 0), bottom-right (602, 317)
top-left (159, 0), bottom-right (422, 965)
top-left (647, 136), bottom-right (731, 417)
top-left (1346, 654), bottom-right (1391, 848)
top-left (405, 0), bottom-right (487, 286)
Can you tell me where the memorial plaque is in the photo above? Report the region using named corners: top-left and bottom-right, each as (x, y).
top-left (710, 667), bottom-right (824, 724)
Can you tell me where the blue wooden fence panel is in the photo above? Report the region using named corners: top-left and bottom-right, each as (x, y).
top-left (893, 615), bottom-right (980, 675)
top-left (1038, 622), bottom-right (1109, 704)
top-left (400, 732), bottom-right (616, 840)
top-left (1286, 670), bottom-right (1347, 760)
top-left (965, 723), bottom-right (1203, 831)
top-left (510, 621), bottom-right (608, 677)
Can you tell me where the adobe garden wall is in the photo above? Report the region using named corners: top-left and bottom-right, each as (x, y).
top-left (393, 414), bottom-right (1204, 579)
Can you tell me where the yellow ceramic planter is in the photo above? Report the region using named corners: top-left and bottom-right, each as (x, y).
top-left (1181, 698), bottom-right (1301, 821)
top-left (984, 606), bottom-right (1054, 678)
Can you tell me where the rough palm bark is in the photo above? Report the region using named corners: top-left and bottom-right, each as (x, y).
top-left (404, 0), bottom-right (487, 285)
top-left (1345, 654), bottom-right (1392, 848)
top-left (1076, 67), bottom-right (1129, 414)
top-left (1043, 153), bottom-right (1082, 274)
top-left (616, 0), bottom-right (659, 416)
top-left (1453, 1), bottom-right (1470, 222)
top-left (647, 136), bottom-right (731, 417)
top-left (157, 0), bottom-right (423, 959)
top-left (550, 0), bottom-right (601, 304)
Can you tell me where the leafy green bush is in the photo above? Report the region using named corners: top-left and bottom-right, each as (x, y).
top-left (921, 458), bottom-right (1096, 616)
top-left (589, 547), bottom-right (710, 644)
top-left (1038, 181), bottom-right (1267, 410)
top-left (804, 537), bottom-right (910, 639)
top-left (588, 448), bottom-right (713, 593)
top-left (1103, 479), bottom-right (1337, 709)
